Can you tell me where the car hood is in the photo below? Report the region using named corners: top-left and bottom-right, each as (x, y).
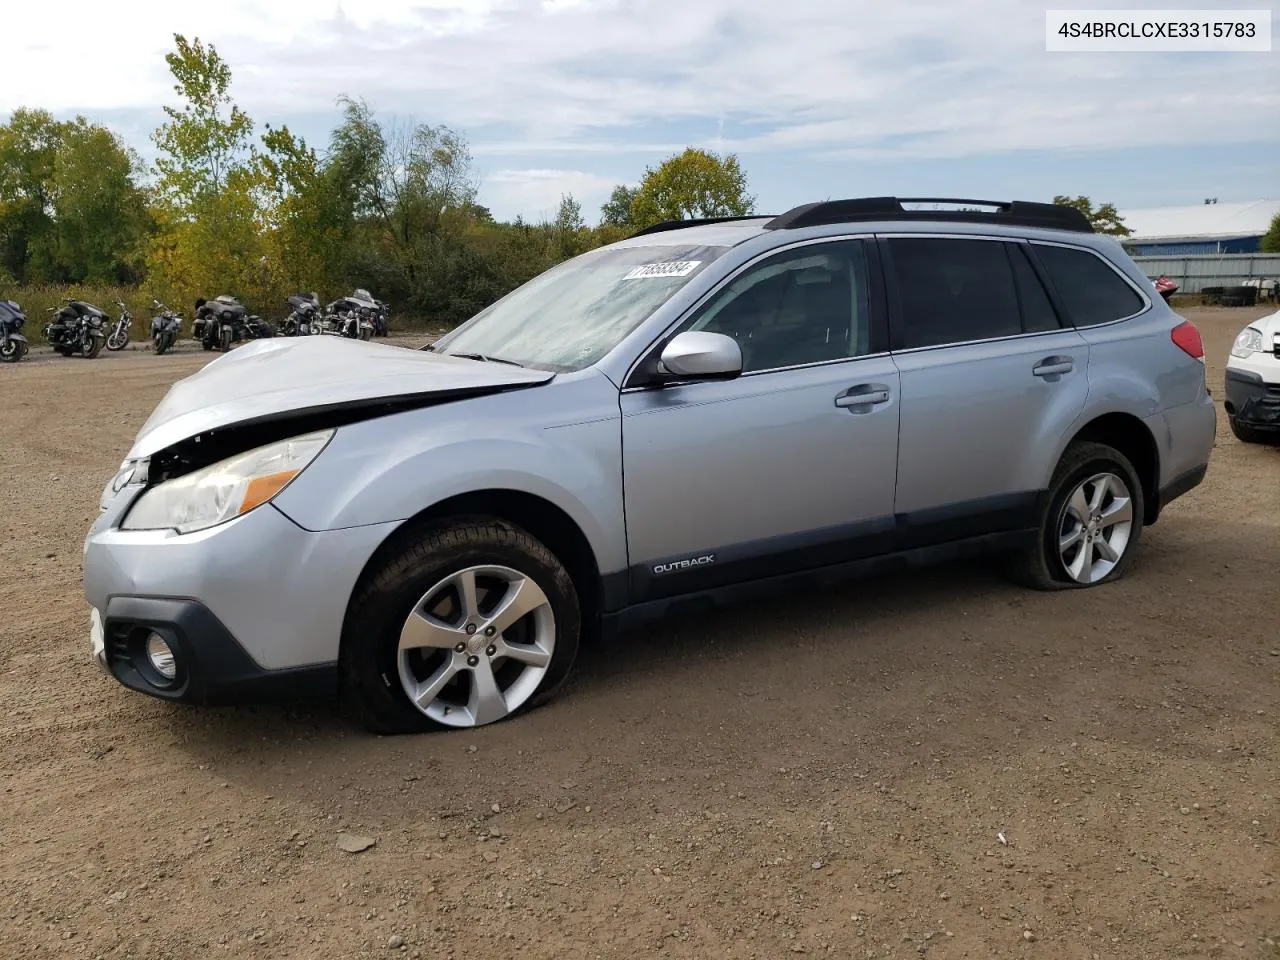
top-left (1246, 308), bottom-right (1280, 338)
top-left (129, 336), bottom-right (553, 458)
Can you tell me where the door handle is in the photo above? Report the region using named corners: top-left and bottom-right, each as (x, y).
top-left (1032, 356), bottom-right (1074, 378)
top-left (835, 385), bottom-right (891, 409)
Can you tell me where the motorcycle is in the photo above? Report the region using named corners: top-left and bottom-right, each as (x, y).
top-left (193, 295), bottom-right (276, 352)
top-left (281, 292), bottom-right (323, 336)
top-left (105, 301), bottom-right (133, 351)
top-left (43, 298), bottom-right (107, 358)
top-left (324, 289), bottom-right (376, 341)
top-left (149, 301), bottom-right (183, 355)
top-left (371, 297), bottom-right (390, 337)
top-left (0, 299), bottom-right (29, 363)
top-left (1154, 275), bottom-right (1178, 303)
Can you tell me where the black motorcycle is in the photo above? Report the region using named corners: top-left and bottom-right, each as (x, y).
top-left (0, 299), bottom-right (29, 363)
top-left (44, 298), bottom-right (107, 358)
top-left (371, 297), bottom-right (390, 337)
top-left (193, 295), bottom-right (276, 351)
top-left (105, 301), bottom-right (133, 351)
top-left (149, 301), bottom-right (183, 355)
top-left (281, 292), bottom-right (323, 336)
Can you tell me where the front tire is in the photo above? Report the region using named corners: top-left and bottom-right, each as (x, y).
top-left (106, 328), bottom-right (129, 351)
top-left (83, 333), bottom-right (105, 359)
top-left (0, 340), bottom-right (24, 362)
top-left (340, 518), bottom-right (581, 734)
top-left (1229, 416), bottom-right (1278, 445)
top-left (1006, 441), bottom-right (1144, 590)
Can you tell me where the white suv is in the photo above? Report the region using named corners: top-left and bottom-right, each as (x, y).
top-left (1226, 309), bottom-right (1280, 443)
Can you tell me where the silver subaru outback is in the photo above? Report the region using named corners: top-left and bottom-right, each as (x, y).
top-left (84, 197), bottom-right (1216, 734)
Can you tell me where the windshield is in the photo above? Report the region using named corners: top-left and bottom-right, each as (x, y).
top-left (434, 243), bottom-right (730, 371)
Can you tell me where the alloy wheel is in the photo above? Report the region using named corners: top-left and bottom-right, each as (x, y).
top-left (1057, 471), bottom-right (1134, 584)
top-left (396, 564), bottom-right (555, 728)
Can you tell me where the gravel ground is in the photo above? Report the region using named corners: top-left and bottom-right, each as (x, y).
top-left (0, 309), bottom-right (1276, 960)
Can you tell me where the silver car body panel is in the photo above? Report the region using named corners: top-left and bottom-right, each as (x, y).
top-left (128, 335), bottom-right (553, 458)
top-left (84, 500), bottom-right (397, 669)
top-left (271, 369), bottom-right (628, 579)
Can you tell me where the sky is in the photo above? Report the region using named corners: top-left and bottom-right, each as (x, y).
top-left (6, 0), bottom-right (1278, 224)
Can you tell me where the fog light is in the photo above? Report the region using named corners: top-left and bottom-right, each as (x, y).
top-left (145, 632), bottom-right (177, 680)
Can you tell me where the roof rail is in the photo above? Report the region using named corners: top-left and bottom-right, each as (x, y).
top-left (627, 215), bottom-right (773, 238)
top-left (764, 197), bottom-right (1094, 234)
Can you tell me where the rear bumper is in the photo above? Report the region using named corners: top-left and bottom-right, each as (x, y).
top-left (93, 596), bottom-right (337, 705)
top-left (1224, 368), bottom-right (1280, 432)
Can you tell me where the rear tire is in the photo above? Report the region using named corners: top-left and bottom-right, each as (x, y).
top-left (340, 518), bottom-right (581, 735)
top-left (1229, 416), bottom-right (1278, 445)
top-left (1005, 441), bottom-right (1144, 591)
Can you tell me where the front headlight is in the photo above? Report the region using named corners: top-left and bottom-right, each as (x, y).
top-left (101, 459), bottom-right (150, 512)
top-left (1231, 327), bottom-right (1264, 358)
top-left (121, 429), bottom-right (334, 534)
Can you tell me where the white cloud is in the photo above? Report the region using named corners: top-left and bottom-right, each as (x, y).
top-left (477, 168), bottom-right (623, 222)
top-left (6, 0), bottom-right (1277, 182)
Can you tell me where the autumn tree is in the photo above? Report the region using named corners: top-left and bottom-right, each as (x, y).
top-left (152, 34), bottom-right (253, 209)
top-left (1052, 195), bottom-right (1130, 236)
top-left (147, 34), bottom-right (269, 311)
top-left (629, 148), bottom-right (754, 228)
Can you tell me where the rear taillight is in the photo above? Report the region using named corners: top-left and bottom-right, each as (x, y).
top-left (1171, 320), bottom-right (1204, 362)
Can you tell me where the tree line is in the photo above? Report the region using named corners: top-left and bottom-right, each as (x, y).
top-left (0, 34), bottom-right (1137, 327)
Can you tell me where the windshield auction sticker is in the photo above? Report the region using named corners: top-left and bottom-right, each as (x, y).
top-left (623, 261), bottom-right (702, 279)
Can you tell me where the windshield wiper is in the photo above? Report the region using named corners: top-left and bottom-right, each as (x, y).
top-left (449, 351), bottom-right (525, 367)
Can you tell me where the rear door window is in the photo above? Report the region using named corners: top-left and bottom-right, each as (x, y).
top-left (1031, 244), bottom-right (1146, 326)
top-left (885, 237), bottom-right (1022, 349)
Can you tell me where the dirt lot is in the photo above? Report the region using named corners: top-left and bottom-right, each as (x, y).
top-left (1, 308), bottom-right (1277, 960)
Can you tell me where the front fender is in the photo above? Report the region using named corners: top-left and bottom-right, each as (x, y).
top-left (271, 373), bottom-right (627, 576)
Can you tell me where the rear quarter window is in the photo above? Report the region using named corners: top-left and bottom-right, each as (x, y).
top-left (1032, 244), bottom-right (1146, 327)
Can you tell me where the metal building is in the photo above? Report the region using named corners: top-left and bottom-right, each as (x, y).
top-left (1119, 199), bottom-right (1280, 256)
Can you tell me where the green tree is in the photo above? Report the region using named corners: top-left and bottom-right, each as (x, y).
top-left (599, 184), bottom-right (637, 227)
top-left (50, 120), bottom-right (151, 282)
top-left (0, 108), bottom-right (62, 281)
top-left (152, 34), bottom-right (253, 211)
top-left (1052, 195), bottom-right (1130, 236)
top-left (629, 148), bottom-right (754, 228)
top-left (0, 109), bottom-right (151, 283)
top-left (254, 122), bottom-right (342, 295)
top-left (326, 96), bottom-right (478, 305)
top-left (1260, 212), bottom-right (1280, 253)
top-left (552, 192), bottom-right (585, 258)
top-left (147, 34), bottom-right (268, 311)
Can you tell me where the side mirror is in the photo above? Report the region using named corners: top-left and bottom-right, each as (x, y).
top-left (657, 331), bottom-right (742, 381)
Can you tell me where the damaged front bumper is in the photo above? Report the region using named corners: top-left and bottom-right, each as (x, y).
top-left (1224, 368), bottom-right (1280, 433)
